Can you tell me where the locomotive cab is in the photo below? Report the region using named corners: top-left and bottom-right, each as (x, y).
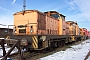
top-left (13, 10), bottom-right (48, 50)
top-left (13, 10), bottom-right (38, 35)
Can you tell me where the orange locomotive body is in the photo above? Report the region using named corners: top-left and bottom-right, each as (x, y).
top-left (13, 10), bottom-right (60, 35)
top-left (6, 10), bottom-right (87, 50)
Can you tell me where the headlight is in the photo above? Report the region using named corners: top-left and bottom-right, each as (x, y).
top-left (30, 29), bottom-right (33, 33)
top-left (15, 31), bottom-right (17, 33)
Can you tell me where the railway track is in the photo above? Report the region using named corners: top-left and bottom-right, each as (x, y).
top-left (8, 50), bottom-right (41, 60)
top-left (5, 40), bottom-right (84, 60)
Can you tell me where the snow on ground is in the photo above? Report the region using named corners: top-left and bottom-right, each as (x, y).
top-left (0, 44), bottom-right (18, 56)
top-left (0, 41), bottom-right (26, 59)
top-left (0, 44), bottom-right (18, 60)
top-left (39, 39), bottom-right (90, 60)
top-left (0, 39), bottom-right (90, 60)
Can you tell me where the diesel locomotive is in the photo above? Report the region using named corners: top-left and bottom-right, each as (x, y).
top-left (5, 10), bottom-right (89, 50)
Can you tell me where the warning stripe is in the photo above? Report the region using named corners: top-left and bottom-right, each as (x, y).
top-left (32, 36), bottom-right (38, 49)
top-left (71, 36), bottom-right (75, 41)
top-left (32, 37), bottom-right (37, 48)
top-left (34, 36), bottom-right (38, 42)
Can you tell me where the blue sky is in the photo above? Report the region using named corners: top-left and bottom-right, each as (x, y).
top-left (0, 0), bottom-right (90, 30)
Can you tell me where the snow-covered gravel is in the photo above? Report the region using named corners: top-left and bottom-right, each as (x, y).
top-left (0, 39), bottom-right (90, 60)
top-left (39, 39), bottom-right (90, 60)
